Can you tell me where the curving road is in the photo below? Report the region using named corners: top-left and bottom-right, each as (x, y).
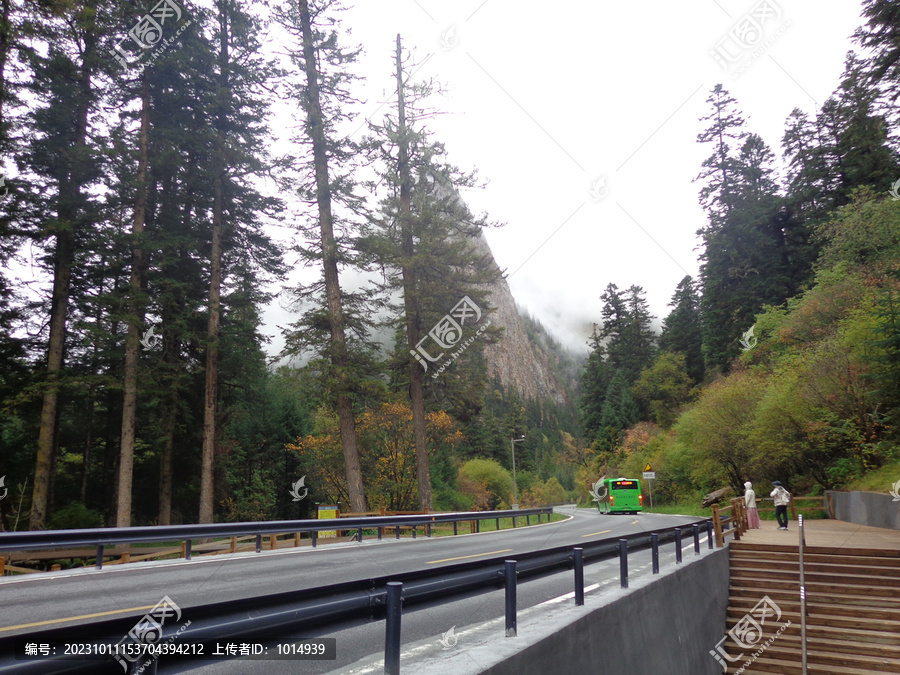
top-left (0, 507), bottom-right (706, 673)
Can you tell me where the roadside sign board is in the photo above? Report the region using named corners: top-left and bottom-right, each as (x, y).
top-left (644, 463), bottom-right (653, 472)
top-left (643, 471), bottom-right (656, 480)
top-left (318, 504), bottom-right (338, 538)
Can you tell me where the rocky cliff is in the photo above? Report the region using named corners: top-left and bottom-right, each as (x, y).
top-left (469, 231), bottom-right (574, 405)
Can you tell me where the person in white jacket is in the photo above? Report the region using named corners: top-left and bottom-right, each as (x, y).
top-left (770, 481), bottom-right (791, 530)
top-left (744, 481), bottom-right (761, 529)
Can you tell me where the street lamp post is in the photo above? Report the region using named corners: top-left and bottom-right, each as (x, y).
top-left (510, 436), bottom-right (525, 510)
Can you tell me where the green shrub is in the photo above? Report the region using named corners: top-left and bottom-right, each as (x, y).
top-left (49, 503), bottom-right (103, 530)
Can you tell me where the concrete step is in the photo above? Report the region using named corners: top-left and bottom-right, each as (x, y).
top-left (730, 550), bottom-right (900, 569)
top-left (730, 541), bottom-right (900, 560)
top-left (725, 652), bottom-right (900, 674)
top-left (729, 596), bottom-right (900, 622)
top-left (729, 586), bottom-right (900, 610)
top-left (730, 565), bottom-right (900, 588)
top-left (774, 633), bottom-right (900, 659)
top-left (728, 574), bottom-right (900, 597)
top-left (725, 614), bottom-right (900, 646)
top-left (730, 557), bottom-right (900, 578)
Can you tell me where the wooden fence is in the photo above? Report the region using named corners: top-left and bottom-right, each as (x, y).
top-left (710, 495), bottom-right (832, 548)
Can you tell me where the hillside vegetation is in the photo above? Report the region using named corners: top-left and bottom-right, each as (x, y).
top-left (577, 0), bottom-right (900, 504)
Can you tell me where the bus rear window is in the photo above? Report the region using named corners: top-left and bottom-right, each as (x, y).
top-left (613, 480), bottom-right (638, 489)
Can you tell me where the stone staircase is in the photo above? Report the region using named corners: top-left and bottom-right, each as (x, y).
top-left (724, 541), bottom-right (900, 674)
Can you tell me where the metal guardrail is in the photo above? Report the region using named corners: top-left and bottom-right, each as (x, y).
top-left (0, 508), bottom-right (553, 569)
top-left (0, 516), bottom-right (711, 674)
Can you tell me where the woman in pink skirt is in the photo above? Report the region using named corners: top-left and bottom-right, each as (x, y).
top-left (744, 481), bottom-right (761, 528)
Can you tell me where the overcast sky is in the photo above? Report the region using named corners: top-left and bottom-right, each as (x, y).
top-left (261, 0), bottom-right (867, 358)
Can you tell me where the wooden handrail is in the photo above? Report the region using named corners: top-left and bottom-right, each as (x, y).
top-left (708, 495), bottom-right (828, 547)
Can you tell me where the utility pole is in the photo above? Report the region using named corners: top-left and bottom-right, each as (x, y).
top-left (510, 436), bottom-right (525, 509)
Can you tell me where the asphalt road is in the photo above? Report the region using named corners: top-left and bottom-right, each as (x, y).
top-left (0, 507), bottom-right (705, 673)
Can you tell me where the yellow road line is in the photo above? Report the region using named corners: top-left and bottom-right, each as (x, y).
top-left (0, 604), bottom-right (156, 633)
top-left (426, 549), bottom-right (513, 564)
top-left (632, 520), bottom-right (639, 525)
top-left (581, 530), bottom-right (612, 538)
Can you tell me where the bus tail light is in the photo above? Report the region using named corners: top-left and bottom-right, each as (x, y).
top-left (639, 494), bottom-right (643, 506)
top-left (610, 495), bottom-right (614, 507)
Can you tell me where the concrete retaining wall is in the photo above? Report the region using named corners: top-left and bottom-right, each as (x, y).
top-left (477, 548), bottom-right (730, 675)
top-left (827, 490), bottom-right (900, 530)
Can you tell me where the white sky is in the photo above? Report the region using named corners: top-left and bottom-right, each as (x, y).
top-left (6, 1), bottom-right (867, 365)
top-left (251, 0), bottom-right (866, 358)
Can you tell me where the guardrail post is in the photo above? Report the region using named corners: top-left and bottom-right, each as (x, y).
top-left (692, 523), bottom-right (700, 555)
top-left (384, 581), bottom-right (403, 675)
top-left (496, 517), bottom-right (500, 531)
top-left (453, 521), bottom-right (458, 536)
top-left (185, 540), bottom-right (192, 560)
top-left (573, 547), bottom-right (584, 606)
top-left (675, 529), bottom-right (682, 564)
top-left (396, 526), bottom-right (401, 540)
top-left (378, 527), bottom-right (383, 541)
top-left (426, 523), bottom-right (432, 537)
top-left (651, 533), bottom-right (659, 574)
top-left (412, 525), bottom-right (417, 539)
top-left (476, 520), bottom-right (480, 533)
top-left (526, 514), bottom-right (530, 526)
top-left (619, 539), bottom-right (628, 588)
top-left (512, 516), bottom-right (517, 528)
top-left (312, 531), bottom-right (318, 548)
top-left (357, 527), bottom-right (363, 543)
top-left (95, 545), bottom-right (104, 569)
top-left (505, 560), bottom-right (517, 637)
top-left (706, 520), bottom-right (714, 549)
top-left (255, 534), bottom-right (262, 553)
top-left (711, 504), bottom-right (723, 548)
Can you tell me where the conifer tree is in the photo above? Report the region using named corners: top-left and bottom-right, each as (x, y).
top-left (278, 0), bottom-right (368, 512)
top-left (695, 84), bottom-right (746, 225)
top-left (24, 0), bottom-right (103, 529)
top-left (659, 275), bottom-right (704, 384)
top-left (855, 0), bottom-right (900, 109)
top-left (365, 37), bottom-right (502, 509)
top-left (196, 0), bottom-right (282, 523)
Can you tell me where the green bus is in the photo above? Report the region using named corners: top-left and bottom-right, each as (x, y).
top-left (596, 477), bottom-right (643, 514)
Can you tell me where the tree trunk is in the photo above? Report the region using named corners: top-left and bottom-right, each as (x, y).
top-left (198, 172), bottom-right (222, 523)
top-left (394, 35), bottom-right (431, 510)
top-left (298, 0), bottom-right (366, 512)
top-left (0, 0), bottom-right (11, 140)
top-left (30, 229), bottom-right (73, 529)
top-left (198, 7), bottom-right (230, 524)
top-left (157, 349), bottom-right (178, 525)
top-left (116, 77), bottom-right (150, 528)
top-left (29, 30), bottom-right (95, 530)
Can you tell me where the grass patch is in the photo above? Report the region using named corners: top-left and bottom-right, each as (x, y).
top-left (642, 502), bottom-right (709, 517)
top-left (844, 458), bottom-right (900, 494)
top-left (426, 512), bottom-right (566, 536)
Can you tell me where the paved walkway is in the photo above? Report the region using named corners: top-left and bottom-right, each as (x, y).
top-left (737, 517), bottom-right (900, 553)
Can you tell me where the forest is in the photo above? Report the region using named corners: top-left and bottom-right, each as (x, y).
top-left (0, 0), bottom-right (581, 531)
top-left (578, 1), bottom-right (900, 505)
top-left (1, 0), bottom-right (899, 532)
